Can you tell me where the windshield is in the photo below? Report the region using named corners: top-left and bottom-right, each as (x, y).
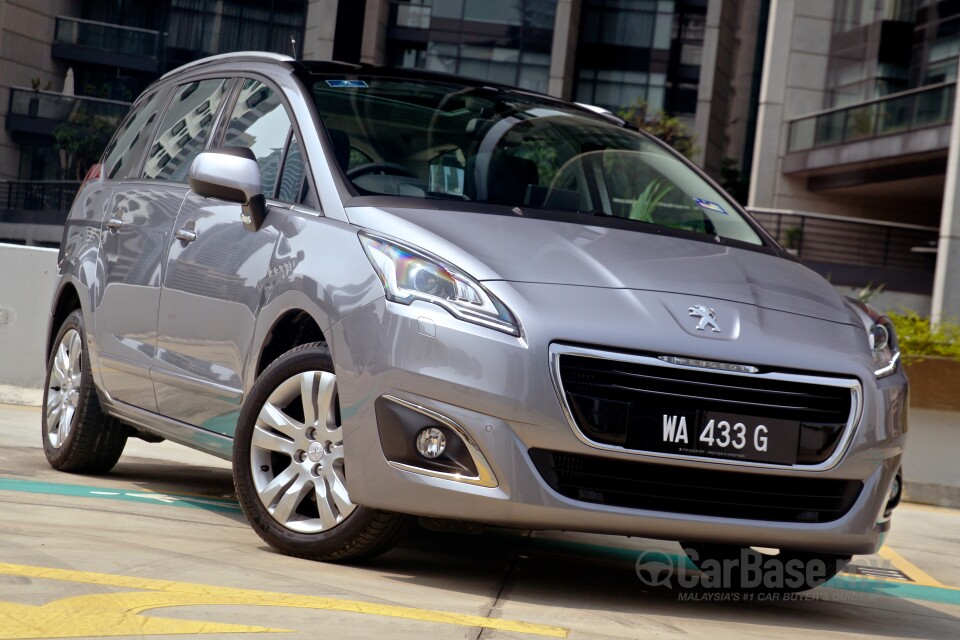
top-left (305, 74), bottom-right (763, 246)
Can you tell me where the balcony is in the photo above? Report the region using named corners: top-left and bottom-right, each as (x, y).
top-left (52, 16), bottom-right (161, 73)
top-left (5, 88), bottom-right (129, 137)
top-left (788, 83), bottom-right (955, 153)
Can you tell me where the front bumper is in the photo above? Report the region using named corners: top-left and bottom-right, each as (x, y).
top-left (328, 285), bottom-right (908, 556)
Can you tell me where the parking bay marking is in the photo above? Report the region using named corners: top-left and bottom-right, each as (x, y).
top-left (4, 479), bottom-right (957, 607)
top-left (0, 478), bottom-right (242, 514)
top-left (0, 563), bottom-right (568, 639)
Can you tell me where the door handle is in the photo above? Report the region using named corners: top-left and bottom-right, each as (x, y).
top-left (105, 217), bottom-right (124, 231)
top-left (174, 228), bottom-right (197, 244)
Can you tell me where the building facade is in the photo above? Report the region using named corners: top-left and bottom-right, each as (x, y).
top-left (5, 0), bottom-right (954, 320)
top-left (749, 0), bottom-right (960, 322)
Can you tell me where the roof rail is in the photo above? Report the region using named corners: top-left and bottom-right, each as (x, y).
top-left (160, 51), bottom-right (294, 80)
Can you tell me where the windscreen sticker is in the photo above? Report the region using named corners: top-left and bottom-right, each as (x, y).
top-left (693, 198), bottom-right (728, 215)
top-left (325, 80), bottom-right (369, 88)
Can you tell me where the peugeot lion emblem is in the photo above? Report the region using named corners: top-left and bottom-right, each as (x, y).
top-left (688, 304), bottom-right (721, 332)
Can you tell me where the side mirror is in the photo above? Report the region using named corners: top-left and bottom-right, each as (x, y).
top-left (188, 147), bottom-right (267, 232)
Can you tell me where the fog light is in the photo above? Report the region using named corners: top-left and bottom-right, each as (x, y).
top-left (416, 427), bottom-right (446, 459)
top-left (889, 475), bottom-right (901, 503)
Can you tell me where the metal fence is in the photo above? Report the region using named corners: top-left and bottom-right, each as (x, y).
top-left (0, 181), bottom-right (80, 216)
top-left (749, 207), bottom-right (939, 272)
top-left (7, 88), bottom-right (130, 123)
top-left (54, 15), bottom-right (161, 59)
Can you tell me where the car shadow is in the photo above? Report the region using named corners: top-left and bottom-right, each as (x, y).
top-left (107, 457), bottom-right (246, 523)
top-left (376, 527), bottom-right (960, 640)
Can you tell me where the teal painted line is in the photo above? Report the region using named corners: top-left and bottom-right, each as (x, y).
top-left (0, 478), bottom-right (241, 514)
top-left (826, 575), bottom-right (960, 606)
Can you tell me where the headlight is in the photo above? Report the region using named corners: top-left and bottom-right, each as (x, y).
top-left (359, 232), bottom-right (520, 336)
top-left (869, 315), bottom-right (900, 378)
top-left (847, 298), bottom-right (900, 378)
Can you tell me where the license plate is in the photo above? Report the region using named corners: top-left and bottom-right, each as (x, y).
top-left (631, 410), bottom-right (800, 465)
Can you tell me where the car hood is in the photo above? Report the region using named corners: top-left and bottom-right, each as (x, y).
top-left (346, 206), bottom-right (855, 326)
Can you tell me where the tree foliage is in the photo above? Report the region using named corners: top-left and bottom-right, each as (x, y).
top-left (53, 111), bottom-right (116, 180)
top-left (617, 99), bottom-right (699, 160)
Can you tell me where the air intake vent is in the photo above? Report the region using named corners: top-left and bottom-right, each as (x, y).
top-left (530, 450), bottom-right (863, 523)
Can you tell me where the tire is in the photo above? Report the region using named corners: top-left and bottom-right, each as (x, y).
top-left (233, 342), bottom-right (411, 562)
top-left (681, 541), bottom-right (850, 593)
top-left (41, 309), bottom-right (127, 474)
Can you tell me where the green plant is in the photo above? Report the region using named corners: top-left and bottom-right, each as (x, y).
top-left (887, 309), bottom-right (960, 360)
top-left (854, 282), bottom-right (885, 304)
top-left (53, 111), bottom-right (116, 180)
top-left (784, 226), bottom-right (802, 250)
top-left (617, 99), bottom-right (699, 160)
top-left (628, 179), bottom-right (673, 222)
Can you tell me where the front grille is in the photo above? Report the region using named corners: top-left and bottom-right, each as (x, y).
top-left (530, 449), bottom-right (863, 523)
top-left (556, 351), bottom-right (858, 465)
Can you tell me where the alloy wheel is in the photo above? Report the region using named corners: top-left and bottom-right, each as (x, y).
top-left (249, 370), bottom-right (355, 533)
top-left (46, 328), bottom-right (82, 449)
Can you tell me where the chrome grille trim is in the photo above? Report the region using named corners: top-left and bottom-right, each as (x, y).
top-left (549, 344), bottom-right (864, 471)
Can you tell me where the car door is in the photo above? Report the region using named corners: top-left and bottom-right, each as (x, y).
top-left (154, 78), bottom-right (307, 434)
top-left (94, 86), bottom-right (172, 412)
top-left (96, 78), bottom-right (233, 413)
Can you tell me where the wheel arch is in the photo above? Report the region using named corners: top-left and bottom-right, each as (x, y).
top-left (47, 282), bottom-right (83, 360)
top-left (254, 309), bottom-right (327, 379)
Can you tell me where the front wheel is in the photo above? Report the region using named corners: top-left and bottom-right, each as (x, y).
top-left (41, 309), bottom-right (127, 473)
top-left (233, 342), bottom-right (411, 561)
top-left (681, 542), bottom-right (850, 593)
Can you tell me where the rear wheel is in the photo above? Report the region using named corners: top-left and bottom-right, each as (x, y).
top-left (681, 541), bottom-right (850, 592)
top-left (41, 309), bottom-right (127, 473)
top-left (233, 342), bottom-right (411, 561)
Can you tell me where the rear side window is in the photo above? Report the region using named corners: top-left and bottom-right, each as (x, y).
top-left (222, 79), bottom-right (294, 198)
top-left (141, 78), bottom-right (230, 182)
top-left (101, 88), bottom-right (166, 180)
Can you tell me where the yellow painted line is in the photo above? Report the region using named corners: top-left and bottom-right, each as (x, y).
top-left (0, 563), bottom-right (568, 639)
top-left (878, 546), bottom-right (946, 588)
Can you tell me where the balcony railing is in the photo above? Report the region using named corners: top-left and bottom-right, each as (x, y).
top-left (749, 207), bottom-right (939, 293)
top-left (787, 82), bottom-right (955, 153)
top-left (0, 181), bottom-right (80, 221)
top-left (53, 16), bottom-right (161, 71)
top-left (6, 88), bottom-right (129, 136)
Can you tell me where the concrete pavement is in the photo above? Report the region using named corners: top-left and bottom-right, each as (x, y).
top-left (1, 402), bottom-right (958, 639)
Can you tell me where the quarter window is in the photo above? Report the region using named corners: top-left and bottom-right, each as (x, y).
top-left (142, 78), bottom-right (230, 182)
top-left (222, 79), bottom-right (293, 198)
top-left (277, 133), bottom-right (305, 203)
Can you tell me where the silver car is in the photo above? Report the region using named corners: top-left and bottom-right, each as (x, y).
top-left (42, 52), bottom-right (906, 589)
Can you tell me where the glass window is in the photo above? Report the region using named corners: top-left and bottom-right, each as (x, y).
top-left (277, 134), bottom-right (305, 203)
top-left (142, 78), bottom-right (230, 182)
top-left (463, 0), bottom-right (522, 25)
top-left (222, 79), bottom-right (294, 197)
top-left (102, 88), bottom-right (165, 181)
top-left (303, 74), bottom-right (763, 247)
